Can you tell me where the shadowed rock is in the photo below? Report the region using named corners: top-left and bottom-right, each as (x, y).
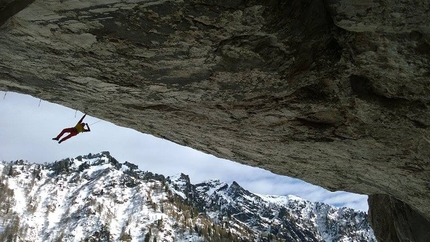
top-left (0, 0), bottom-right (34, 26)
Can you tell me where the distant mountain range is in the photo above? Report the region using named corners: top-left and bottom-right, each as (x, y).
top-left (0, 151), bottom-right (375, 241)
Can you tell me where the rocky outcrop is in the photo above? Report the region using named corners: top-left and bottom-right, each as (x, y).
top-left (0, 0), bottom-right (429, 240)
top-left (369, 194), bottom-right (430, 242)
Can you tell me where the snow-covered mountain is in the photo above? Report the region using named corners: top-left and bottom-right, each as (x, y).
top-left (168, 176), bottom-right (375, 242)
top-left (0, 152), bottom-right (375, 241)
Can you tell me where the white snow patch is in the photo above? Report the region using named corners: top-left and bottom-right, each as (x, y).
top-left (86, 163), bottom-right (112, 176)
top-left (7, 178), bottom-right (27, 214)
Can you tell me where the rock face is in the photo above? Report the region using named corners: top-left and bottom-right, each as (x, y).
top-left (368, 194), bottom-right (430, 242)
top-left (0, 0), bottom-right (429, 240)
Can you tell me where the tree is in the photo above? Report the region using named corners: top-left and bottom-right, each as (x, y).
top-left (119, 227), bottom-right (132, 242)
top-left (144, 229), bottom-right (151, 242)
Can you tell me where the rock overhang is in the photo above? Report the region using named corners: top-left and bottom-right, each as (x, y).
top-left (1, 0), bottom-right (429, 240)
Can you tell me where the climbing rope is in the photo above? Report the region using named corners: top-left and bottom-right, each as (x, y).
top-left (89, 120), bottom-right (102, 126)
top-left (2, 91), bottom-right (6, 100)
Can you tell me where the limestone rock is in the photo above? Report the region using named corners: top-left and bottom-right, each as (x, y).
top-left (0, 0), bottom-right (429, 240)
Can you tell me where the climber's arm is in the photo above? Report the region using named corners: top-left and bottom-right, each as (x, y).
top-left (77, 114), bottom-right (87, 125)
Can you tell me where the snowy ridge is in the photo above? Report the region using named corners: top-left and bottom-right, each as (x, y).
top-left (0, 153), bottom-right (193, 242)
top-left (258, 194), bottom-right (374, 241)
top-left (0, 152), bottom-right (375, 241)
top-left (166, 174), bottom-right (375, 241)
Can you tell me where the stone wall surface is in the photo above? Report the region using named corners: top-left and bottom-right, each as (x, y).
top-left (1, 0), bottom-right (429, 240)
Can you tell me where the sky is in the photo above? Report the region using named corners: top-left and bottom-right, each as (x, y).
top-left (0, 91), bottom-right (369, 211)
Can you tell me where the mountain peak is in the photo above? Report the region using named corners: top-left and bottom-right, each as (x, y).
top-left (0, 153), bottom-right (375, 241)
top-left (46, 151), bottom-right (129, 176)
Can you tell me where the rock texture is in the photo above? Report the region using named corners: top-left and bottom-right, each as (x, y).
top-left (0, 0), bottom-right (429, 240)
top-left (368, 194), bottom-right (430, 242)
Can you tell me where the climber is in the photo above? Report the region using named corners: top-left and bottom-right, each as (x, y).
top-left (52, 114), bottom-right (91, 144)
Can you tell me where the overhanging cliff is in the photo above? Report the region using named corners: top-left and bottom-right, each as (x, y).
top-left (1, 0), bottom-right (429, 240)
